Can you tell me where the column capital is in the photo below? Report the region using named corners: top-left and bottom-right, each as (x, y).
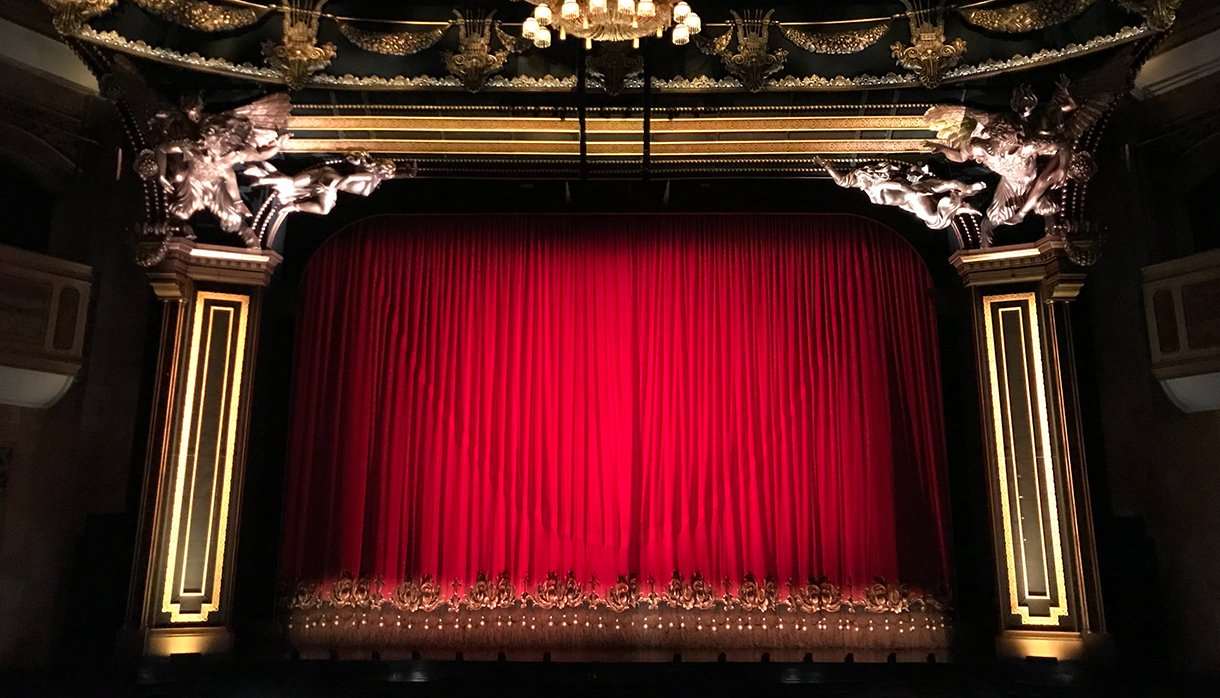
top-left (142, 238), bottom-right (283, 301)
top-left (949, 236), bottom-right (1088, 301)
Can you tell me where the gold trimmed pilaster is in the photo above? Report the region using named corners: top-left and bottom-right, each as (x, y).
top-left (127, 240), bottom-right (281, 656)
top-left (951, 237), bottom-right (1107, 660)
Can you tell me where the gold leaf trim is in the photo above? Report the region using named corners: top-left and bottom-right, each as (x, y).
top-left (337, 20), bottom-right (450, 56)
top-left (286, 572), bottom-right (949, 616)
top-left (960, 0), bottom-right (1096, 34)
top-left (780, 22), bottom-right (890, 55)
top-left (131, 0), bottom-right (266, 32)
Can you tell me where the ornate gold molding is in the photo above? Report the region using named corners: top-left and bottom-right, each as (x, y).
top-left (695, 10), bottom-right (787, 93)
top-left (131, 0), bottom-right (267, 32)
top-left (73, 21), bottom-right (1152, 91)
top-left (287, 572), bottom-right (948, 616)
top-left (779, 22), bottom-right (890, 55)
top-left (960, 0), bottom-right (1096, 34)
top-left (262, 2), bottom-right (335, 90)
top-left (280, 137), bottom-right (932, 157)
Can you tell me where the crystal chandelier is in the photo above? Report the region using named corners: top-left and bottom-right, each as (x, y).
top-left (522, 1), bottom-right (702, 49)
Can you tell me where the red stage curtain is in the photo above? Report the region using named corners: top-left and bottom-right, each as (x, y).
top-left (281, 215), bottom-right (951, 598)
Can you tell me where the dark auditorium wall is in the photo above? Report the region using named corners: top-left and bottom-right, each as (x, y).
top-left (1080, 66), bottom-right (1220, 673)
top-left (0, 58), bottom-right (151, 667)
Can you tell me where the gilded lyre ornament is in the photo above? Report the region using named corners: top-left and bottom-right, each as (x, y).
top-left (445, 10), bottom-right (530, 93)
top-left (262, 1), bottom-right (336, 90)
top-left (337, 20), bottom-right (450, 56)
top-left (1117, 0), bottom-right (1182, 31)
top-left (130, 0), bottom-right (267, 32)
top-left (960, 0), bottom-right (1096, 33)
top-left (695, 10), bottom-right (787, 93)
top-left (588, 42), bottom-right (644, 96)
top-left (892, 0), bottom-right (967, 88)
top-left (41, 0), bottom-right (116, 35)
top-left (779, 22), bottom-right (890, 55)
top-left (816, 156), bottom-right (986, 230)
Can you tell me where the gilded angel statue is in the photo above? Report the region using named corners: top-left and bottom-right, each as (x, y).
top-left (922, 46), bottom-right (1136, 230)
top-left (139, 93), bottom-right (292, 246)
top-left (815, 157), bottom-right (986, 230)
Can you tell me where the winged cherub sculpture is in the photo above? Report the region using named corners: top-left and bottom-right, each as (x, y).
top-left (138, 93), bottom-right (292, 246)
top-left (815, 157), bottom-right (986, 230)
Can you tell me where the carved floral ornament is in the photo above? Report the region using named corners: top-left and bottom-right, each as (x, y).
top-left (286, 571), bottom-right (949, 616)
top-left (44, 2), bottom-right (1179, 91)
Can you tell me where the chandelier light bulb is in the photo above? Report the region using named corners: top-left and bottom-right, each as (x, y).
top-left (672, 22), bottom-right (690, 45)
top-left (637, 0), bottom-right (656, 18)
top-left (684, 11), bottom-right (701, 34)
top-left (673, 1), bottom-right (691, 22)
top-left (561, 1), bottom-right (581, 20)
top-left (534, 3), bottom-right (553, 26)
top-left (617, 0), bottom-right (635, 14)
top-left (590, 0), bottom-right (608, 16)
top-left (522, 16), bottom-right (539, 39)
top-left (534, 26), bottom-right (552, 48)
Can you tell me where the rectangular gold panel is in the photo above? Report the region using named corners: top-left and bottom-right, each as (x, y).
top-left (982, 293), bottom-right (1069, 627)
top-left (160, 291), bottom-right (250, 623)
top-left (282, 138), bottom-right (931, 156)
top-left (287, 114), bottom-right (933, 134)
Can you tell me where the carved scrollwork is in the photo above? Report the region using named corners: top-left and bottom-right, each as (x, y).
top-left (131, 0), bottom-right (267, 32)
top-left (779, 22), bottom-right (890, 55)
top-left (390, 576), bottom-right (444, 613)
top-left (787, 578), bottom-right (844, 614)
top-left (337, 21), bottom-right (450, 56)
top-left (529, 571), bottom-right (587, 609)
top-left (727, 574), bottom-right (778, 612)
top-left (331, 574), bottom-right (384, 609)
top-left (960, 0), bottom-right (1096, 33)
top-left (664, 571), bottom-right (717, 610)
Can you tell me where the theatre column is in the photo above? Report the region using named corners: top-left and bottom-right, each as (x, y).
top-left (128, 239), bottom-right (281, 656)
top-left (951, 237), bottom-right (1107, 661)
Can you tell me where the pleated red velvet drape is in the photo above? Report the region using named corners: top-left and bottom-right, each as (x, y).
top-left (281, 215), bottom-right (951, 597)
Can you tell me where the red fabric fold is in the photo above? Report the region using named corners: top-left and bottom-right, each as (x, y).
top-left (281, 215), bottom-right (951, 596)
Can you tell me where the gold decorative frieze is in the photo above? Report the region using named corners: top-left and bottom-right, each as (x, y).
top-left (72, 18), bottom-right (1152, 92)
top-left (131, 0), bottom-right (267, 32)
top-left (287, 572), bottom-right (947, 615)
top-left (280, 137), bottom-right (931, 157)
top-left (960, 0), bottom-right (1096, 34)
top-left (980, 292), bottom-right (1070, 627)
top-left (337, 20), bottom-right (450, 56)
top-left (780, 22), bottom-right (890, 55)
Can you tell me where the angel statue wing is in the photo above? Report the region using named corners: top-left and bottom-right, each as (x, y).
top-left (227, 93), bottom-right (293, 149)
top-left (923, 105), bottom-right (978, 148)
top-left (1050, 43), bottom-right (1142, 144)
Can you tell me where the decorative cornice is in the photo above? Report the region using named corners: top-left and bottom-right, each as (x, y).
top-left (960, 0), bottom-right (1097, 34)
top-left (780, 22), bottom-right (890, 55)
top-left (71, 21), bottom-right (1152, 92)
top-left (130, 0), bottom-right (267, 32)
